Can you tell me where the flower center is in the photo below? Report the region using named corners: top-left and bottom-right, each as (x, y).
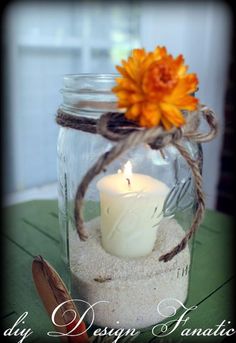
top-left (143, 60), bottom-right (178, 94)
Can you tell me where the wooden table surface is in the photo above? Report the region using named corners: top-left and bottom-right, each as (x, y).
top-left (1, 200), bottom-right (235, 342)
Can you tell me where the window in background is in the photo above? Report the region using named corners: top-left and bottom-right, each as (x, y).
top-left (4, 1), bottom-right (232, 210)
top-left (5, 1), bottom-right (140, 194)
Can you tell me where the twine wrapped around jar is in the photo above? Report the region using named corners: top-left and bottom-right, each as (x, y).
top-left (56, 104), bottom-right (218, 262)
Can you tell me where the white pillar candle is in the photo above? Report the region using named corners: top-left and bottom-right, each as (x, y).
top-left (96, 161), bottom-right (170, 258)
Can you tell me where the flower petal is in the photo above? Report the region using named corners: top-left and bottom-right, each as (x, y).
top-left (115, 78), bottom-right (141, 92)
top-left (116, 65), bottom-right (130, 78)
top-left (172, 95), bottom-right (199, 110)
top-left (126, 103), bottom-right (142, 120)
top-left (164, 74), bottom-right (198, 103)
top-left (139, 102), bottom-right (161, 127)
top-left (132, 48), bottom-right (147, 60)
top-left (153, 46), bottom-right (168, 60)
top-left (159, 102), bottom-right (186, 128)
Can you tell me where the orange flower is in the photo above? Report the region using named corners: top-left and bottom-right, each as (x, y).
top-left (112, 46), bottom-right (199, 129)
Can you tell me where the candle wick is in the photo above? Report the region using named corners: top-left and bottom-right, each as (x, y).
top-left (126, 178), bottom-right (131, 187)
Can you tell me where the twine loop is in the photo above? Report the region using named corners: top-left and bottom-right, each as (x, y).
top-left (56, 105), bottom-right (218, 262)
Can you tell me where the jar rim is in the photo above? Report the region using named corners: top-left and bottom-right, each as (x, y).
top-left (64, 73), bottom-right (118, 79)
top-left (61, 73), bottom-right (119, 116)
top-left (62, 73), bottom-right (119, 92)
top-left (63, 73), bottom-right (119, 90)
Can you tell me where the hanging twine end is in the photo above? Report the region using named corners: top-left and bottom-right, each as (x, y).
top-left (75, 214), bottom-right (88, 241)
top-left (77, 226), bottom-right (88, 241)
top-left (159, 254), bottom-right (171, 263)
top-left (159, 256), bottom-right (171, 262)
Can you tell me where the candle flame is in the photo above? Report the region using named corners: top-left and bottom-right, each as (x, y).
top-left (123, 161), bottom-right (132, 179)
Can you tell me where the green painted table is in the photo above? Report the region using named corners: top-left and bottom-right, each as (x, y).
top-left (1, 200), bottom-right (235, 342)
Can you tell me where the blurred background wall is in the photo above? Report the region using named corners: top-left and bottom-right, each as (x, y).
top-left (3, 1), bottom-right (232, 209)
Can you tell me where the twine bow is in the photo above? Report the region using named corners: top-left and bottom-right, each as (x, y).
top-left (56, 105), bottom-right (218, 262)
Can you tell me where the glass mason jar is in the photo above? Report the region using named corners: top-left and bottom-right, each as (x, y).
top-left (57, 74), bottom-right (202, 330)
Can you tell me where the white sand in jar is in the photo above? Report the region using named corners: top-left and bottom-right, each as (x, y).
top-left (70, 217), bottom-right (190, 329)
